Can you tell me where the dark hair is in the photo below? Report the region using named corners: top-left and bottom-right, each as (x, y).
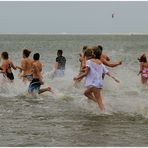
top-left (84, 48), bottom-right (93, 58)
top-left (57, 49), bottom-right (63, 55)
top-left (98, 45), bottom-right (103, 53)
top-left (23, 49), bottom-right (31, 57)
top-left (138, 54), bottom-right (147, 63)
top-left (93, 46), bottom-right (102, 59)
top-left (33, 53), bottom-right (40, 60)
top-left (83, 45), bottom-right (87, 50)
top-left (82, 45), bottom-right (87, 53)
top-left (1, 52), bottom-right (9, 59)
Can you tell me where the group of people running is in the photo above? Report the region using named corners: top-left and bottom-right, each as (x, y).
top-left (74, 45), bottom-right (122, 112)
top-left (0, 49), bottom-right (66, 95)
top-left (75, 45), bottom-right (148, 112)
top-left (0, 45), bottom-right (147, 112)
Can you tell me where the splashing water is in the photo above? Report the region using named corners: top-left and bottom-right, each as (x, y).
top-left (0, 34), bottom-right (148, 146)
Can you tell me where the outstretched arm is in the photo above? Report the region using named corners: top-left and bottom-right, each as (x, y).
top-left (102, 58), bottom-right (122, 68)
top-left (11, 62), bottom-right (17, 70)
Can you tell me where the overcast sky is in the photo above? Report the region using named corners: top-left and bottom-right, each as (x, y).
top-left (0, 1), bottom-right (148, 34)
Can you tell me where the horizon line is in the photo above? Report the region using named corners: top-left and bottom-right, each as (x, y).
top-left (0, 32), bottom-right (148, 35)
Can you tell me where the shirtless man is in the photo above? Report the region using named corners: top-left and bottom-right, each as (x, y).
top-left (0, 51), bottom-right (16, 82)
top-left (16, 49), bottom-right (33, 82)
top-left (98, 45), bottom-right (122, 67)
top-left (28, 53), bottom-right (52, 94)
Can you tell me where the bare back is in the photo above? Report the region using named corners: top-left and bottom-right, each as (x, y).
top-left (32, 61), bottom-right (42, 80)
top-left (142, 62), bottom-right (148, 68)
top-left (21, 58), bottom-right (33, 75)
top-left (1, 59), bottom-right (15, 73)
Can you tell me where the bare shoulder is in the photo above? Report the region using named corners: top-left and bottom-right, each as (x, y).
top-left (143, 62), bottom-right (148, 67)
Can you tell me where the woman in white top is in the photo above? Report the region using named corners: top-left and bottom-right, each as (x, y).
top-left (74, 47), bottom-right (119, 112)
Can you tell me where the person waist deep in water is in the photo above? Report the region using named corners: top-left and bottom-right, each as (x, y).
top-left (54, 49), bottom-right (66, 77)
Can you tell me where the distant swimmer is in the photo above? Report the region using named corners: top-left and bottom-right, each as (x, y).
top-left (74, 46), bottom-right (119, 112)
top-left (0, 52), bottom-right (16, 82)
top-left (138, 54), bottom-right (148, 85)
top-left (28, 53), bottom-right (53, 95)
top-left (54, 49), bottom-right (66, 77)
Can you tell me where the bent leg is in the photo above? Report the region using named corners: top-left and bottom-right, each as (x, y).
top-left (84, 88), bottom-right (97, 102)
top-left (39, 87), bottom-right (53, 94)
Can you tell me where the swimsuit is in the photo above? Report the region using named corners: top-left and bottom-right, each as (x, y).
top-left (142, 68), bottom-right (148, 78)
top-left (28, 79), bottom-right (41, 93)
top-left (6, 72), bottom-right (14, 80)
top-left (6, 64), bottom-right (14, 80)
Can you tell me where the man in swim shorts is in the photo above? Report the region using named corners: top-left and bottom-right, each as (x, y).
top-left (28, 53), bottom-right (52, 94)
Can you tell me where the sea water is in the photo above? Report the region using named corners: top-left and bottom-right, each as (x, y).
top-left (0, 34), bottom-right (148, 146)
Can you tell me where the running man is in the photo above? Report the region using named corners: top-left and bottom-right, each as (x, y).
top-left (28, 53), bottom-right (52, 94)
top-left (16, 49), bottom-right (33, 82)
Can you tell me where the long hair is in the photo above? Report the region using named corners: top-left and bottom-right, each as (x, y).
top-left (138, 54), bottom-right (147, 63)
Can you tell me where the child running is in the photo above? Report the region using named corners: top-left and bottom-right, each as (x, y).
top-left (74, 47), bottom-right (119, 112)
top-left (28, 53), bottom-right (52, 95)
top-left (138, 53), bottom-right (148, 84)
top-left (0, 52), bottom-right (16, 82)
